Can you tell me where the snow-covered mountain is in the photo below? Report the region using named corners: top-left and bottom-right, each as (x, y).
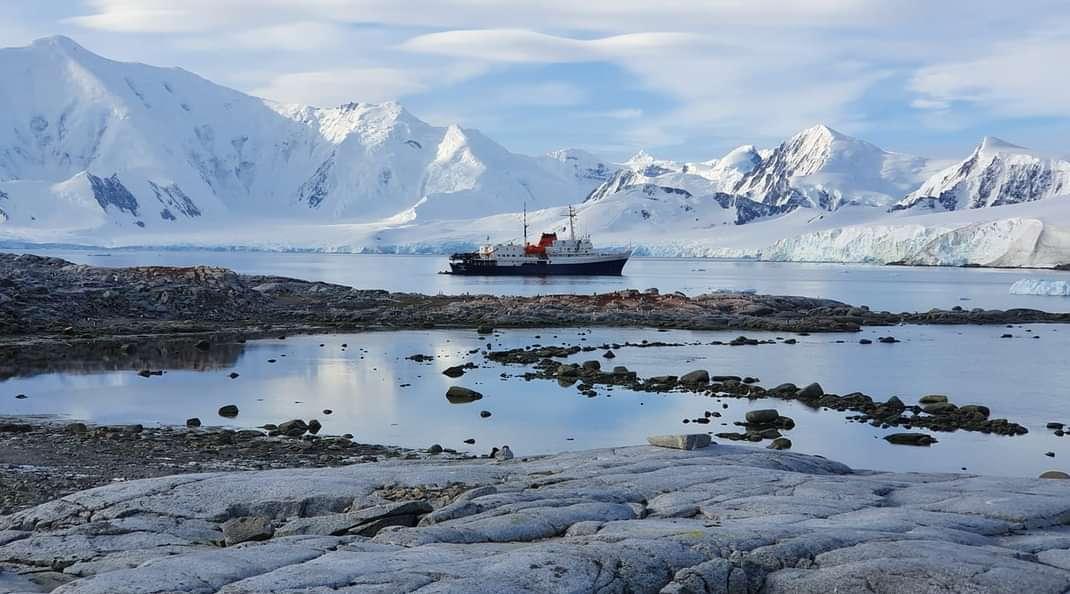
top-left (731, 124), bottom-right (936, 211)
top-left (0, 36), bottom-right (604, 234)
top-left (2, 36), bottom-right (1069, 269)
top-left (894, 137), bottom-right (1070, 212)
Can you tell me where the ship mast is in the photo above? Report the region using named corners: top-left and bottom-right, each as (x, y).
top-left (523, 202), bottom-right (528, 245)
top-left (568, 205), bottom-right (576, 241)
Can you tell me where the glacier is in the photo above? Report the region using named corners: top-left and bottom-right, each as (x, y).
top-left (1, 36), bottom-right (1070, 270)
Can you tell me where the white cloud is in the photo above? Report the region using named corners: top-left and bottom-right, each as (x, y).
top-left (911, 29), bottom-right (1070, 119)
top-left (253, 68), bottom-right (428, 106)
top-left (492, 82), bottom-right (588, 107)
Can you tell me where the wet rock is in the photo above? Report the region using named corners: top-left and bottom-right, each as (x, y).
top-left (64, 422), bottom-right (88, 434)
top-left (919, 394), bottom-right (949, 405)
top-left (185, 418), bottom-right (201, 428)
top-left (221, 516), bottom-right (274, 546)
top-left (442, 364), bottom-right (470, 378)
top-left (878, 336), bottom-right (899, 343)
top-left (581, 360), bottom-right (601, 372)
top-left (476, 325), bottom-right (494, 335)
top-left (322, 409), bottom-right (332, 415)
top-left (446, 386), bottom-right (483, 404)
top-left (884, 432), bottom-right (938, 446)
top-left (679, 369), bottom-right (710, 385)
top-left (1039, 471), bottom-right (1070, 479)
top-left (218, 404), bottom-right (239, 418)
top-left (859, 338), bottom-right (872, 344)
top-left (277, 419), bottom-right (308, 437)
top-left (745, 409), bottom-right (780, 424)
top-left (767, 437), bottom-right (792, 450)
top-left (427, 444), bottom-right (443, 454)
top-left (1046, 422), bottom-right (1065, 430)
top-left (463, 438), bottom-right (476, 445)
top-left (479, 410), bottom-right (492, 418)
top-left (922, 402), bottom-right (958, 415)
top-left (771, 383), bottom-right (798, 394)
top-left (1045, 452), bottom-right (1056, 458)
top-left (798, 382), bottom-right (825, 399)
top-left (14, 393), bottom-right (27, 399)
top-left (602, 350), bottom-right (616, 359)
top-left (958, 404), bottom-right (990, 418)
top-left (228, 372), bottom-right (240, 379)
top-left (307, 419), bottom-right (322, 435)
top-left (646, 434), bottom-right (712, 450)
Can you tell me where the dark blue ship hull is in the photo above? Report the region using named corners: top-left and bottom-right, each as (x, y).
top-left (447, 256), bottom-right (628, 276)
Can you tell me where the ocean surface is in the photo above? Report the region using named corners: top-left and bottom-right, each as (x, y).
top-left (4, 248), bottom-right (1070, 477)
top-left (5, 326), bottom-right (1069, 478)
top-left (10, 248), bottom-right (1070, 312)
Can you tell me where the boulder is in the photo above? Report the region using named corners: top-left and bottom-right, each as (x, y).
top-left (797, 383), bottom-right (824, 399)
top-left (442, 365), bottom-right (466, 378)
top-left (647, 434), bottom-right (712, 450)
top-left (185, 418), bottom-right (202, 428)
top-left (922, 402), bottom-right (958, 415)
top-left (221, 516), bottom-right (274, 546)
top-left (602, 350), bottom-right (616, 359)
top-left (1039, 471), bottom-right (1070, 480)
top-left (884, 432), bottom-right (938, 446)
top-left (918, 394), bottom-right (949, 405)
top-left (277, 419), bottom-right (308, 437)
top-left (307, 419), bottom-right (322, 435)
top-left (218, 404), bottom-right (239, 418)
top-left (679, 370), bottom-right (710, 385)
top-left (745, 409), bottom-right (780, 425)
top-left (446, 386), bottom-right (483, 403)
top-left (767, 437), bottom-right (792, 450)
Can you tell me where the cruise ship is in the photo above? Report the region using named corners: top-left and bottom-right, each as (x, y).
top-left (446, 207), bottom-right (631, 276)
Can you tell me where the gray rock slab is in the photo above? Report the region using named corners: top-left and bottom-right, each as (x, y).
top-left (3, 444), bottom-right (1069, 593)
top-left (647, 434), bottom-right (712, 450)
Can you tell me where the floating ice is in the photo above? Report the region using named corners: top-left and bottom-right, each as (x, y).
top-left (1009, 278), bottom-right (1070, 296)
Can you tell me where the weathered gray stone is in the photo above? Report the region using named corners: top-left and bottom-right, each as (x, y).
top-left (647, 434), bottom-right (712, 450)
top-left (221, 516), bottom-right (274, 546)
top-left (679, 369), bottom-right (710, 385)
top-left (3, 445), bottom-right (1069, 593)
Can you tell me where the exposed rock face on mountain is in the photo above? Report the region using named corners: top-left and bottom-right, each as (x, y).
top-left (732, 124), bottom-right (934, 211)
top-left (0, 36), bottom-right (602, 235)
top-left (895, 137), bottom-right (1070, 212)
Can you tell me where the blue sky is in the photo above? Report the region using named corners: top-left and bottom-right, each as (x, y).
top-left (4, 0), bottom-right (1070, 161)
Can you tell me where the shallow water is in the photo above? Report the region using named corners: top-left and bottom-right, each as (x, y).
top-left (11, 248), bottom-right (1070, 312)
top-left (5, 325), bottom-right (1069, 478)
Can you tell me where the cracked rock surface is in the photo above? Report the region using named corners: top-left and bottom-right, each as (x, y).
top-left (1, 444), bottom-right (1069, 593)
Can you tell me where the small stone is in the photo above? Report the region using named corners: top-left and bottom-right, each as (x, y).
top-left (218, 404), bottom-right (239, 418)
top-left (442, 365), bottom-right (467, 378)
top-left (185, 418), bottom-right (202, 428)
top-left (221, 516), bottom-right (274, 546)
top-left (878, 336), bottom-right (899, 343)
top-left (323, 409), bottom-right (333, 415)
top-left (228, 372), bottom-right (240, 379)
top-left (137, 369), bottom-right (152, 378)
top-left (1046, 422), bottom-right (1065, 430)
top-left (647, 434), bottom-right (712, 450)
top-left (479, 410), bottom-right (492, 418)
top-left (602, 350), bottom-right (616, 359)
top-left (859, 339), bottom-right (872, 345)
top-left (884, 432), bottom-right (938, 446)
top-left (463, 438), bottom-right (476, 445)
top-left (767, 437), bottom-right (792, 450)
top-left (1045, 451), bottom-right (1056, 458)
top-left (14, 393), bottom-right (27, 399)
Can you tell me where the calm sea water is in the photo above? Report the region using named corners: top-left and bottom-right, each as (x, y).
top-left (9, 248), bottom-right (1070, 312)
top-left (5, 326), bottom-right (1069, 477)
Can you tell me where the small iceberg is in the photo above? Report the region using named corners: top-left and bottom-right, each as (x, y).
top-left (1009, 278), bottom-right (1070, 296)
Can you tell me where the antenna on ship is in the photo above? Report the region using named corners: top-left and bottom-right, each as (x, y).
top-left (568, 205), bottom-right (576, 241)
top-left (523, 202), bottom-right (528, 246)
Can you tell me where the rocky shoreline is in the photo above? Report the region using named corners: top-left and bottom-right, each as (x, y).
top-left (2, 442), bottom-right (1070, 593)
top-left (0, 419), bottom-right (441, 516)
top-left (3, 253), bottom-right (1070, 348)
